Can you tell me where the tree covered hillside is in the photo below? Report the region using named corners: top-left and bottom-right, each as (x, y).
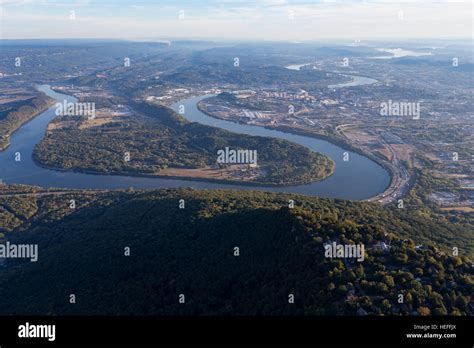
top-left (0, 187), bottom-right (472, 315)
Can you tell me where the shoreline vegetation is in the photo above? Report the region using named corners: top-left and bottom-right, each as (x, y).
top-left (32, 94), bottom-right (335, 187)
top-left (30, 157), bottom-right (334, 188)
top-left (0, 92), bottom-right (55, 152)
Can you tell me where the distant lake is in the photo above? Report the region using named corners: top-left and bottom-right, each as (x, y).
top-left (285, 63), bottom-right (309, 71)
top-left (285, 63), bottom-right (378, 88)
top-left (371, 48), bottom-right (433, 59)
top-left (0, 85), bottom-right (390, 200)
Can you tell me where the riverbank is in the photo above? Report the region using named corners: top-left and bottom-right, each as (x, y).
top-left (31, 149), bottom-right (335, 189)
top-left (196, 99), bottom-right (396, 201)
top-left (33, 87), bottom-right (335, 188)
top-left (0, 85), bottom-right (388, 200)
top-left (0, 93), bottom-right (56, 152)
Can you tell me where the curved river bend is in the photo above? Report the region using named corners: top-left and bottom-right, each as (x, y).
top-left (0, 85), bottom-right (389, 200)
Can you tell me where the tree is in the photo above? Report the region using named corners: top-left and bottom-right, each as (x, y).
top-left (452, 257), bottom-right (463, 267)
top-left (382, 299), bottom-right (391, 310)
top-left (417, 307), bottom-right (431, 316)
top-left (433, 307), bottom-right (447, 315)
top-left (383, 275), bottom-right (395, 288)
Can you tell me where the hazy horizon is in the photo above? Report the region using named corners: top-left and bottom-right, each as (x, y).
top-left (1, 0), bottom-right (472, 41)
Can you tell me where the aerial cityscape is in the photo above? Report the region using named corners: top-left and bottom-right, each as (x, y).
top-left (0, 0), bottom-right (472, 345)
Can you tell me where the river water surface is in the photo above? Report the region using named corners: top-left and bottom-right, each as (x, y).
top-left (0, 85), bottom-right (390, 200)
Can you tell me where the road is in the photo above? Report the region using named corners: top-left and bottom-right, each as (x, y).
top-left (334, 124), bottom-right (413, 205)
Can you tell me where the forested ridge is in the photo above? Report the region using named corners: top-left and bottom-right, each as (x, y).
top-left (0, 186), bottom-right (471, 315)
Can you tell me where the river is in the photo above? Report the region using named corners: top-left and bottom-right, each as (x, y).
top-left (0, 85), bottom-right (389, 200)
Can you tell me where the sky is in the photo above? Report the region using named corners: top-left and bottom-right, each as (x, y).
top-left (0, 0), bottom-right (472, 41)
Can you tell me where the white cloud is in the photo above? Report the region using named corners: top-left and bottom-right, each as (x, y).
top-left (1, 0), bottom-right (472, 40)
